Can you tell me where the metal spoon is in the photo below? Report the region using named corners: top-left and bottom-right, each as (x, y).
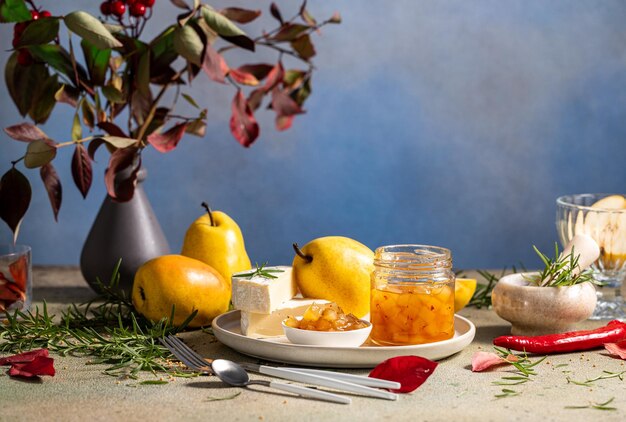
top-left (210, 359), bottom-right (351, 404)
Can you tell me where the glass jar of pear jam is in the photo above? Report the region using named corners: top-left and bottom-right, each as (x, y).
top-left (370, 245), bottom-right (455, 346)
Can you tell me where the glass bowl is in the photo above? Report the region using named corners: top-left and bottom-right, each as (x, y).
top-left (556, 194), bottom-right (626, 319)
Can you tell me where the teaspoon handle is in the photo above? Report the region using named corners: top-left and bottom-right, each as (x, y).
top-left (267, 381), bottom-right (351, 404)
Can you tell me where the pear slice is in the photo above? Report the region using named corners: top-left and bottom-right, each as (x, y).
top-left (591, 195), bottom-right (626, 210)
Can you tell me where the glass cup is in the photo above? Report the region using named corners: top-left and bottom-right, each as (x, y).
top-left (556, 194), bottom-right (626, 319)
top-left (0, 244), bottom-right (32, 313)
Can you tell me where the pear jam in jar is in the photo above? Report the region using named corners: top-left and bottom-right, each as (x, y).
top-left (370, 245), bottom-right (455, 346)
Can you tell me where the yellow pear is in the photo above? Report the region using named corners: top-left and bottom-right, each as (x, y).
top-left (292, 236), bottom-right (374, 318)
top-left (181, 203), bottom-right (251, 286)
top-left (132, 254), bottom-right (230, 327)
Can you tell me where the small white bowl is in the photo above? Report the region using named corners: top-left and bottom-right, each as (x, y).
top-left (281, 318), bottom-right (372, 347)
top-left (492, 272), bottom-right (597, 336)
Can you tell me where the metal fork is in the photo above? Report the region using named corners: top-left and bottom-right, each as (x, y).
top-left (160, 335), bottom-right (398, 400)
top-left (160, 336), bottom-right (351, 404)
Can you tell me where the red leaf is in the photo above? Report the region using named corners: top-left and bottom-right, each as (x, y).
top-left (39, 163), bottom-right (62, 222)
top-left (0, 168), bottom-right (32, 244)
top-left (264, 62), bottom-right (284, 92)
top-left (273, 24), bottom-right (309, 42)
top-left (4, 123), bottom-right (49, 142)
top-left (87, 138), bottom-right (105, 161)
top-left (291, 34), bottom-right (316, 60)
top-left (147, 122), bottom-right (188, 153)
top-left (104, 148), bottom-right (140, 201)
top-left (97, 121), bottom-right (128, 138)
top-left (220, 7), bottom-right (261, 24)
top-left (0, 280), bottom-right (25, 302)
top-left (71, 144), bottom-right (92, 199)
top-left (221, 35), bottom-right (255, 52)
top-left (230, 90), bottom-right (259, 147)
top-left (238, 64), bottom-right (274, 81)
top-left (202, 44), bottom-right (228, 84)
top-left (276, 115), bottom-right (294, 131)
top-left (369, 356), bottom-right (438, 393)
top-left (605, 340), bottom-right (626, 359)
top-left (8, 356), bottom-right (55, 377)
top-left (247, 88), bottom-right (266, 111)
top-left (272, 88), bottom-right (305, 117)
top-left (229, 68), bottom-right (259, 86)
top-left (0, 349), bottom-right (49, 365)
top-left (270, 2), bottom-right (283, 24)
top-left (9, 254), bottom-right (28, 292)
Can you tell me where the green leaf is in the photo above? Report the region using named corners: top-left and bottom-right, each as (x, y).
top-left (181, 93), bottom-right (199, 108)
top-left (139, 380), bottom-right (169, 385)
top-left (72, 112), bottom-right (82, 141)
top-left (82, 99), bottom-right (95, 129)
top-left (29, 74), bottom-right (59, 124)
top-left (291, 34), bottom-right (316, 60)
top-left (102, 86), bottom-right (125, 104)
top-left (81, 40), bottom-right (111, 86)
top-left (64, 11), bottom-right (123, 50)
top-left (99, 136), bottom-right (138, 149)
top-left (24, 140), bottom-right (57, 168)
top-left (150, 26), bottom-right (178, 72)
top-left (173, 24), bottom-right (204, 66)
top-left (0, 0), bottom-right (30, 23)
top-left (185, 118), bottom-right (206, 137)
top-left (29, 44), bottom-right (89, 85)
top-left (16, 17), bottom-right (59, 46)
top-left (137, 51), bottom-right (151, 97)
top-left (202, 5), bottom-right (246, 37)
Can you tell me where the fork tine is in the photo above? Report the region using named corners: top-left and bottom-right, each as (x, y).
top-left (164, 335), bottom-right (211, 369)
top-left (160, 337), bottom-right (206, 371)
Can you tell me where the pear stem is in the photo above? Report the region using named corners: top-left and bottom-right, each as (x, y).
top-left (201, 202), bottom-right (215, 227)
top-left (293, 243), bottom-right (313, 263)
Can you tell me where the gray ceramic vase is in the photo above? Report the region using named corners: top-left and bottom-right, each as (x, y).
top-left (80, 167), bottom-right (170, 297)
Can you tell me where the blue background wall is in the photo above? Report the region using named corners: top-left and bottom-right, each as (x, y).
top-left (1, 0), bottom-right (626, 270)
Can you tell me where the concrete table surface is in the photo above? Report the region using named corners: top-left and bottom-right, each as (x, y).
top-left (1, 267), bottom-right (625, 422)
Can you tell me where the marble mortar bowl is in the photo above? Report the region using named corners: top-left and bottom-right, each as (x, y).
top-left (491, 272), bottom-right (597, 336)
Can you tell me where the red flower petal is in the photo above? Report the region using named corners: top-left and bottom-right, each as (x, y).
top-left (369, 355), bottom-right (438, 393)
top-left (8, 356), bottom-right (55, 377)
top-left (471, 351), bottom-right (519, 372)
top-left (605, 340), bottom-right (626, 359)
top-left (0, 348), bottom-right (49, 365)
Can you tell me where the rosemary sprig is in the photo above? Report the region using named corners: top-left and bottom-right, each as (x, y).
top-left (467, 269), bottom-right (499, 309)
top-left (565, 397), bottom-right (617, 411)
top-left (494, 388), bottom-right (520, 398)
top-left (0, 262), bottom-right (199, 380)
top-left (236, 262), bottom-right (284, 279)
top-left (530, 243), bottom-right (597, 287)
top-left (566, 370), bottom-right (626, 387)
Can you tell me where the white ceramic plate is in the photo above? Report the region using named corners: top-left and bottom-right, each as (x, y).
top-left (212, 311), bottom-right (476, 368)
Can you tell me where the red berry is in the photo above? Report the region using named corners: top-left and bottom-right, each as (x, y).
top-left (30, 10), bottom-right (39, 20)
top-left (17, 49), bottom-right (33, 66)
top-left (130, 3), bottom-right (146, 17)
top-left (40, 10), bottom-right (52, 18)
top-left (142, 0), bottom-right (155, 7)
top-left (111, 1), bottom-right (126, 17)
top-left (125, 0), bottom-right (138, 5)
top-left (14, 22), bottom-right (27, 37)
top-left (100, 2), bottom-right (111, 15)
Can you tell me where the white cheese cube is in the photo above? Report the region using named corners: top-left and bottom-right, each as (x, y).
top-left (231, 266), bottom-right (296, 314)
top-left (241, 298), bottom-right (330, 338)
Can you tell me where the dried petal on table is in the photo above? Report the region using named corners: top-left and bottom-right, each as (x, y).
top-left (471, 351), bottom-right (519, 372)
top-left (8, 356), bottom-right (56, 378)
top-left (604, 340), bottom-right (626, 359)
top-left (0, 348), bottom-right (49, 365)
top-left (368, 355), bottom-right (438, 393)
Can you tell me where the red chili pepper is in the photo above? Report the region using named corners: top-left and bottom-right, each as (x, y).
top-left (493, 320), bottom-right (626, 354)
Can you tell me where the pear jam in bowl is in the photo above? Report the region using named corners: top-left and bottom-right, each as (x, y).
top-left (370, 245), bottom-right (455, 346)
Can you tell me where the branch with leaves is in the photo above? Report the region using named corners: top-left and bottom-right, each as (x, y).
top-left (0, 0), bottom-right (340, 242)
